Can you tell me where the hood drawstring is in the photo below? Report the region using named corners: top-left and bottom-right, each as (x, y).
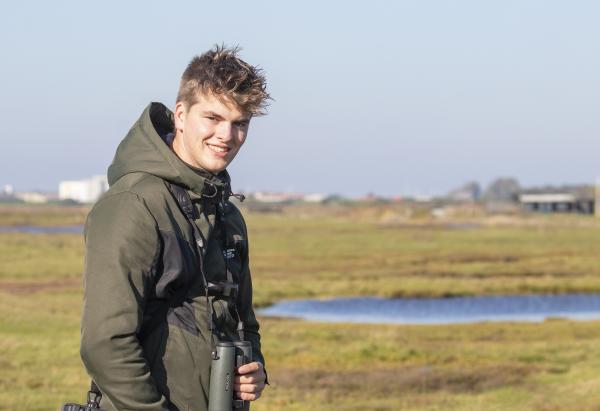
top-left (230, 192), bottom-right (245, 202)
top-left (201, 178), bottom-right (244, 203)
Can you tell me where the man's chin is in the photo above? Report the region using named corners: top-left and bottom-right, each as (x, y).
top-left (203, 162), bottom-right (228, 174)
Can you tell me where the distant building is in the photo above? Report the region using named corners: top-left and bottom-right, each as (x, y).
top-left (59, 175), bottom-right (108, 204)
top-left (15, 192), bottom-right (49, 204)
top-left (303, 193), bottom-right (328, 203)
top-left (519, 187), bottom-right (595, 215)
top-left (252, 191), bottom-right (302, 203)
top-left (0, 185), bottom-right (16, 202)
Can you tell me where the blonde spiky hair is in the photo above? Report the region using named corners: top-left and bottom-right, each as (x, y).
top-left (176, 44), bottom-right (271, 116)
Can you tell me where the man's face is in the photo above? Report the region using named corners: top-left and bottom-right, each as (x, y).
top-left (173, 93), bottom-right (250, 174)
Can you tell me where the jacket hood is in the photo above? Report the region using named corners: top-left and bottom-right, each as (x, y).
top-left (107, 102), bottom-right (230, 196)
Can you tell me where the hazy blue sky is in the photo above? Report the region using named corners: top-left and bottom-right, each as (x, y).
top-left (1, 1), bottom-right (598, 197)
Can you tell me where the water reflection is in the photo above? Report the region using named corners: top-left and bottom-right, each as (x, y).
top-left (257, 294), bottom-right (600, 324)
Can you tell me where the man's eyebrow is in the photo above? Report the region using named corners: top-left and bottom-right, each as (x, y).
top-left (202, 111), bottom-right (250, 122)
top-left (202, 111), bottom-right (224, 119)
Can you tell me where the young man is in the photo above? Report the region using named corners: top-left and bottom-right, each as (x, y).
top-left (80, 46), bottom-right (269, 411)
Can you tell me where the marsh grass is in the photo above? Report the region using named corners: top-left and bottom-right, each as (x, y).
top-left (258, 318), bottom-right (600, 410)
top-left (0, 204), bottom-right (89, 227)
top-left (0, 233), bottom-right (84, 284)
top-left (2, 205), bottom-right (600, 410)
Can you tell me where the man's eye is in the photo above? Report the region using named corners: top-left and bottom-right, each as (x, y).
top-left (206, 116), bottom-right (216, 121)
top-left (235, 121), bottom-right (249, 128)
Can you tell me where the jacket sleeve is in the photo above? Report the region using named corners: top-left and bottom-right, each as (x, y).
top-left (80, 191), bottom-right (170, 411)
top-left (236, 221), bottom-right (267, 376)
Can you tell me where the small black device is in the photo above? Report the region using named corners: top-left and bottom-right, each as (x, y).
top-left (61, 383), bottom-right (105, 411)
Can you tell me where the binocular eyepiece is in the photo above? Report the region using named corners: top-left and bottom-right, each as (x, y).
top-left (208, 340), bottom-right (252, 411)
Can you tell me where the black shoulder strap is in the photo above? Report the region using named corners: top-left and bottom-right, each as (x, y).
top-left (169, 183), bottom-right (195, 221)
top-left (166, 182), bottom-right (209, 278)
top-left (165, 182), bottom-right (217, 337)
top-left (166, 181), bottom-right (246, 342)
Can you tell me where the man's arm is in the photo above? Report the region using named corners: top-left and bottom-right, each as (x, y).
top-left (80, 191), bottom-right (169, 411)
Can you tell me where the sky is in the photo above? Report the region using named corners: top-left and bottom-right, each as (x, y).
top-left (1, 0), bottom-right (598, 197)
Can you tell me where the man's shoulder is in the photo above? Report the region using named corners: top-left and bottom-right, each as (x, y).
top-left (224, 200), bottom-right (248, 235)
top-left (88, 173), bottom-right (172, 227)
top-left (100, 173), bottom-right (170, 205)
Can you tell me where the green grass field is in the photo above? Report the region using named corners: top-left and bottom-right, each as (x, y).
top-left (2, 204), bottom-right (600, 410)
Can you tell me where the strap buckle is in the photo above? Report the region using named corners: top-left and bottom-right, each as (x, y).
top-left (86, 390), bottom-right (102, 409)
top-left (207, 281), bottom-right (239, 298)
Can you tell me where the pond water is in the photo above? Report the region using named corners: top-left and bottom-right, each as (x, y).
top-left (257, 294), bottom-right (600, 325)
top-left (0, 225), bottom-right (83, 234)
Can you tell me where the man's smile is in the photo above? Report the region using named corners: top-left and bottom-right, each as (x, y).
top-left (207, 143), bottom-right (230, 154)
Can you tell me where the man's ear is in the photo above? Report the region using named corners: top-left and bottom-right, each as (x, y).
top-left (174, 101), bottom-right (186, 132)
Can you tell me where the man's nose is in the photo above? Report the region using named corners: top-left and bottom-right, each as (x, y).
top-left (216, 122), bottom-right (234, 141)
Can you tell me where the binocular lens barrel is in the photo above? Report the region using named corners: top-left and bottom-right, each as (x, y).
top-left (209, 342), bottom-right (235, 411)
top-left (208, 341), bottom-right (253, 411)
top-left (233, 341), bottom-right (252, 411)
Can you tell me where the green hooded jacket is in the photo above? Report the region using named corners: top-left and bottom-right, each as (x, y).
top-left (80, 102), bottom-right (264, 411)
